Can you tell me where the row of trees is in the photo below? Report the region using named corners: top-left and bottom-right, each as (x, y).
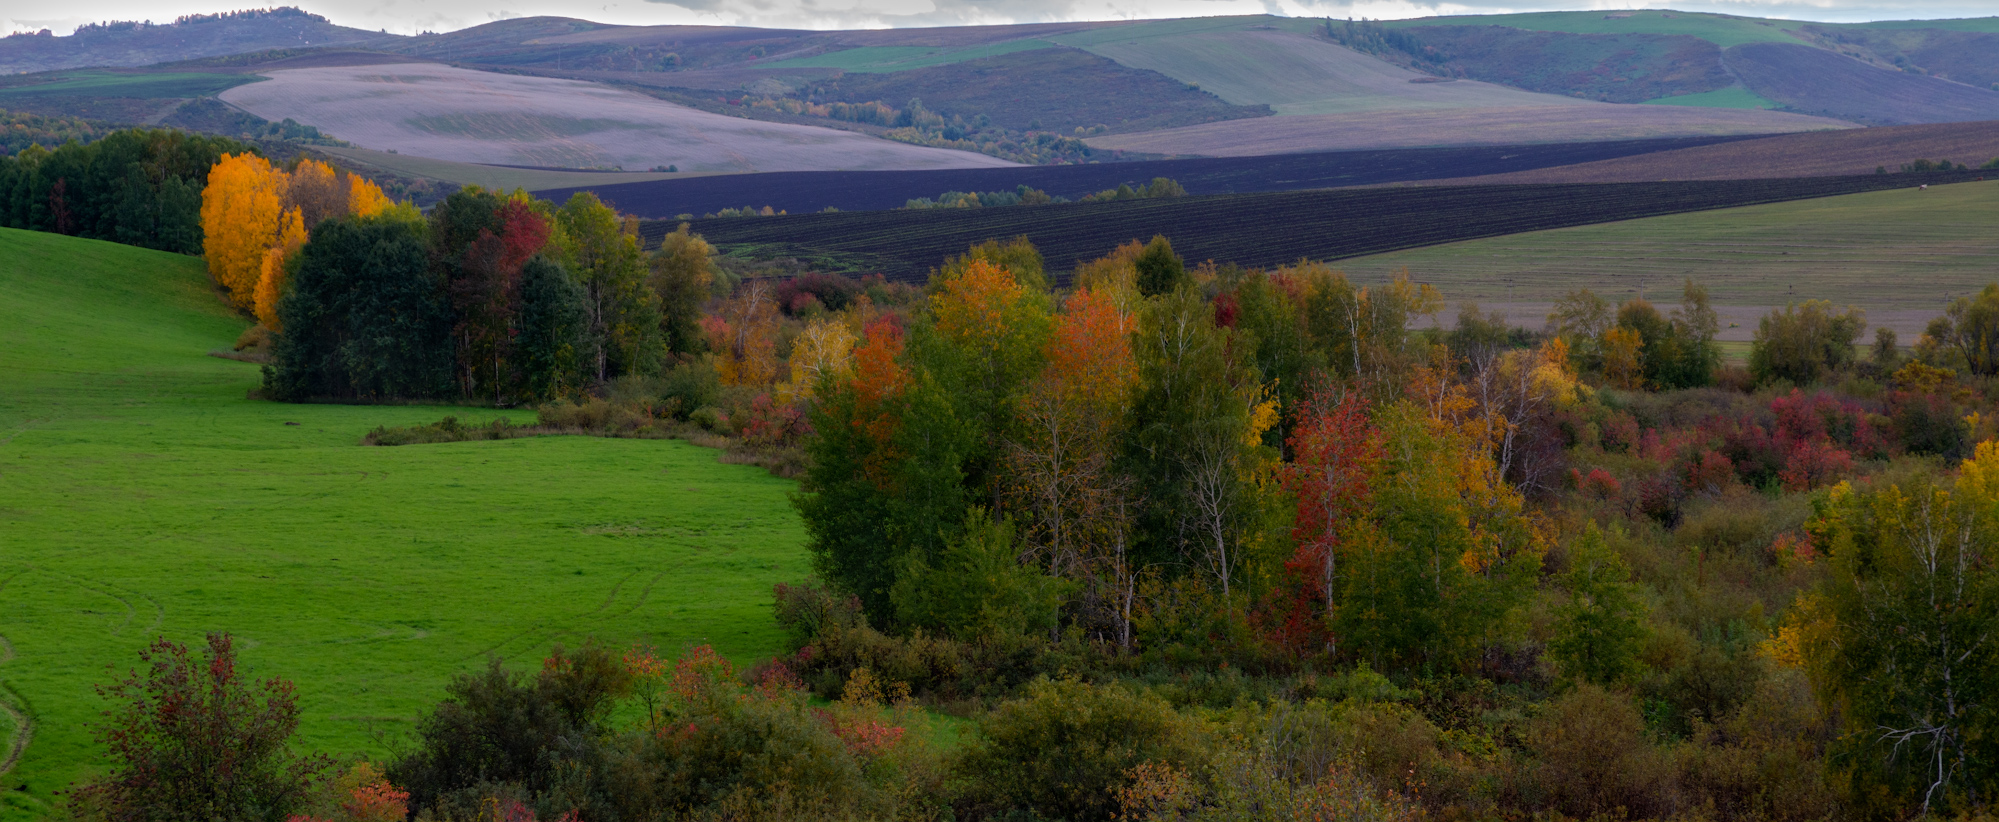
top-left (0, 127), bottom-right (246, 254)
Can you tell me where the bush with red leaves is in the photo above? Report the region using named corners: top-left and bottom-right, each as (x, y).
top-left (69, 633), bottom-right (332, 822)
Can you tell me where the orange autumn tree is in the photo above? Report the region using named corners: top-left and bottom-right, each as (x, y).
top-left (711, 281), bottom-right (782, 386)
top-left (200, 153), bottom-right (286, 311)
top-left (204, 153), bottom-right (395, 320)
top-left (1006, 286), bottom-right (1142, 646)
top-left (252, 207), bottom-right (306, 329)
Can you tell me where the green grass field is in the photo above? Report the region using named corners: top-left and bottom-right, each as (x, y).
top-left (0, 70), bottom-right (262, 100)
top-left (1338, 179), bottom-right (1999, 310)
top-left (0, 228), bottom-right (806, 818)
top-left (760, 39), bottom-right (1054, 73)
top-left (1388, 10), bottom-right (1809, 48)
top-left (1642, 86), bottom-right (1783, 109)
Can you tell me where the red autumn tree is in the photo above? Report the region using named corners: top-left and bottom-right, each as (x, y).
top-left (1274, 388), bottom-right (1382, 654)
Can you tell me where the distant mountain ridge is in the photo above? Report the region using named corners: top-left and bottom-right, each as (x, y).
top-left (0, 8), bottom-right (392, 74)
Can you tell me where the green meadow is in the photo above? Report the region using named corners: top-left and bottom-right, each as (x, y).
top-left (0, 228), bottom-right (806, 819)
top-left (760, 39), bottom-right (1054, 73)
top-left (0, 70), bottom-right (261, 100)
top-left (1388, 10), bottom-right (1809, 48)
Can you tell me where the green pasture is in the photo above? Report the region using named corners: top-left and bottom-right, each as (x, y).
top-left (760, 39), bottom-right (1054, 73)
top-left (0, 70), bottom-right (262, 100)
top-left (1642, 85), bottom-right (1782, 109)
top-left (1337, 179), bottom-right (1999, 311)
top-left (1388, 10), bottom-right (1808, 48)
top-left (0, 228), bottom-right (806, 818)
top-left (1043, 16), bottom-right (1317, 49)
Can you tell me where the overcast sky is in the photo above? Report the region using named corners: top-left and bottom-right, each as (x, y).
top-left (7, 0), bottom-right (1997, 39)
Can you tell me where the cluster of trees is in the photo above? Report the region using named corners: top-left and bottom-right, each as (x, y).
top-left (903, 184), bottom-right (1056, 210)
top-left (0, 107), bottom-right (107, 156)
top-left (248, 180), bottom-right (719, 404)
top-left (743, 94), bottom-right (1097, 164)
top-left (1544, 282), bottom-right (1721, 390)
top-left (0, 126), bottom-right (246, 253)
top-left (200, 153), bottom-right (395, 324)
top-left (1078, 176), bottom-right (1187, 203)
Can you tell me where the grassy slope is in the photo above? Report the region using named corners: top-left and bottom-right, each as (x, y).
top-left (0, 228), bottom-right (804, 818)
top-left (0, 70), bottom-right (263, 100)
top-left (1643, 86), bottom-right (1782, 108)
top-left (1387, 10), bottom-right (1809, 48)
top-left (1336, 179), bottom-right (1999, 310)
top-left (1063, 28), bottom-right (1588, 116)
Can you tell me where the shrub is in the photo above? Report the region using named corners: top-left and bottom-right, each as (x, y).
top-left (362, 416), bottom-right (535, 445)
top-left (1522, 685), bottom-right (1679, 818)
top-left (386, 643), bottom-right (631, 818)
top-left (1748, 301), bottom-right (1866, 386)
top-left (956, 678), bottom-right (1210, 822)
top-left (67, 633), bottom-right (332, 822)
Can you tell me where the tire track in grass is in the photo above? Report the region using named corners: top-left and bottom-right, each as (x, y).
top-left (0, 568), bottom-right (33, 778)
top-left (459, 569), bottom-right (640, 664)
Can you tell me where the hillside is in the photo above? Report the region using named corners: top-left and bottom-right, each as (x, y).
top-left (0, 8), bottom-right (389, 74)
top-left (1083, 104), bottom-right (1847, 157)
top-left (217, 62), bottom-right (1015, 172)
top-left (1725, 42), bottom-right (1999, 125)
top-left (1337, 178), bottom-right (1999, 312)
top-left (655, 172), bottom-right (1985, 281)
top-left (0, 227), bottom-right (805, 815)
top-left (1421, 120), bottom-right (1999, 184)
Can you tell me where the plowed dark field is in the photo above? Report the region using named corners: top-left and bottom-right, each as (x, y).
top-left (652, 171), bottom-right (1989, 282)
top-left (546, 134), bottom-right (1764, 217)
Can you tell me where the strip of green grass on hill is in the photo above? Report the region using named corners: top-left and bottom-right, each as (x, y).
top-left (760, 39), bottom-right (1054, 73)
top-left (0, 70), bottom-right (263, 100)
top-left (1642, 85), bottom-right (1784, 109)
top-left (1387, 10), bottom-right (1808, 48)
top-left (0, 227), bottom-right (805, 819)
top-left (1336, 179), bottom-right (1999, 310)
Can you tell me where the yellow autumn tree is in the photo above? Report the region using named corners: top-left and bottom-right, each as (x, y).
top-left (285, 158), bottom-right (348, 226)
top-left (253, 208), bottom-right (307, 330)
top-left (348, 175), bottom-right (390, 219)
top-left (778, 318), bottom-right (859, 403)
top-left (200, 153), bottom-right (287, 311)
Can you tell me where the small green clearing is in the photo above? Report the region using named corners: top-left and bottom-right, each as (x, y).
top-left (0, 70), bottom-right (262, 100)
top-left (760, 39), bottom-right (1053, 73)
top-left (1336, 179), bottom-right (1999, 310)
top-left (0, 228), bottom-right (806, 817)
top-left (1642, 85), bottom-right (1783, 109)
top-left (1388, 10), bottom-right (1808, 48)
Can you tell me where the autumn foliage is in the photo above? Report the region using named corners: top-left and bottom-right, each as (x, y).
top-left (201, 154), bottom-right (390, 319)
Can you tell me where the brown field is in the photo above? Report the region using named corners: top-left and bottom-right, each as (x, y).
top-left (219, 63), bottom-right (1016, 172)
top-left (1421, 120), bottom-right (1999, 184)
top-left (1086, 104), bottom-right (1853, 156)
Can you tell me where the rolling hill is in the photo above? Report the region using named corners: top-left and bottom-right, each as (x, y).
top-left (1724, 42), bottom-right (1999, 125)
top-left (216, 62), bottom-right (1014, 172)
top-left (0, 8), bottom-right (388, 74)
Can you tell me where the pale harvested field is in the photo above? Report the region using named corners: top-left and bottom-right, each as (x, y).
top-left (221, 64), bottom-right (1016, 172)
top-left (1417, 120), bottom-right (1999, 185)
top-left (1079, 30), bottom-right (1590, 116)
top-left (1335, 180), bottom-right (1999, 314)
top-left (1088, 105), bottom-right (1853, 156)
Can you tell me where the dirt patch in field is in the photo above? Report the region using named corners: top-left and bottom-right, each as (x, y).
top-left (1419, 121), bottom-right (1999, 184)
top-left (1086, 104), bottom-right (1851, 156)
top-left (219, 63), bottom-right (1017, 172)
